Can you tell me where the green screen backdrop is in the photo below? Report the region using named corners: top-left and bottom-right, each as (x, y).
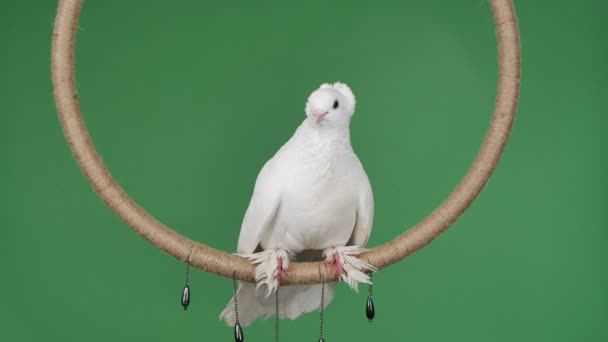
top-left (1, 1), bottom-right (607, 341)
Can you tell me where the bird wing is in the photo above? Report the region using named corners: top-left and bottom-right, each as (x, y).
top-left (236, 160), bottom-right (282, 254)
top-left (348, 175), bottom-right (374, 247)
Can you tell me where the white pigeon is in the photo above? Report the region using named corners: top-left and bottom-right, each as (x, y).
top-left (220, 82), bottom-right (375, 327)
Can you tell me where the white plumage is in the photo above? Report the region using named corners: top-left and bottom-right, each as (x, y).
top-left (220, 82), bottom-right (375, 326)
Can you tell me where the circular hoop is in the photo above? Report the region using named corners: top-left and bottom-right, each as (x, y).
top-left (51, 0), bottom-right (520, 285)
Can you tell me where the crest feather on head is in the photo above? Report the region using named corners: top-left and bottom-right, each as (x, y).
top-left (319, 82), bottom-right (356, 111)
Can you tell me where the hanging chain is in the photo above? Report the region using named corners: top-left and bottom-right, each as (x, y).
top-left (185, 262), bottom-right (190, 285)
top-left (232, 273), bottom-right (245, 342)
top-left (275, 287), bottom-right (280, 342)
top-left (232, 273), bottom-right (240, 325)
top-left (319, 281), bottom-right (325, 341)
top-left (368, 272), bottom-right (372, 298)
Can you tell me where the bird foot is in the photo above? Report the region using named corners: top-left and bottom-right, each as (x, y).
top-left (239, 249), bottom-right (291, 297)
top-left (323, 246), bottom-right (377, 291)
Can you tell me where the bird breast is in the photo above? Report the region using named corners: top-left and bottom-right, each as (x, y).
top-left (259, 140), bottom-right (362, 252)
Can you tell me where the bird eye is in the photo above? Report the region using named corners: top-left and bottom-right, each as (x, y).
top-left (333, 100), bottom-right (339, 109)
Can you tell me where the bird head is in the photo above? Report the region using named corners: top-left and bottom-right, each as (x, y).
top-left (305, 82), bottom-right (356, 128)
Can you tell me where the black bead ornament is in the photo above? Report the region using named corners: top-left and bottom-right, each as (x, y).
top-left (234, 323), bottom-right (244, 342)
top-left (366, 297), bottom-right (375, 322)
top-left (181, 285), bottom-right (190, 310)
top-left (366, 273), bottom-right (375, 322)
top-left (232, 274), bottom-right (245, 342)
top-left (181, 262), bottom-right (190, 310)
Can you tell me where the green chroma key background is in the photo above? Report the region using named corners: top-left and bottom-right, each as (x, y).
top-left (1, 1), bottom-right (606, 341)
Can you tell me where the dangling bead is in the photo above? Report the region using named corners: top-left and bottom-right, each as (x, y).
top-left (234, 322), bottom-right (244, 342)
top-left (318, 338), bottom-right (325, 342)
top-left (366, 297), bottom-right (375, 322)
top-left (366, 272), bottom-right (375, 322)
top-left (181, 262), bottom-right (191, 310)
top-left (181, 284), bottom-right (190, 310)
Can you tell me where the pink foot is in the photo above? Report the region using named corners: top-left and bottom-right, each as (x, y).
top-left (239, 249), bottom-right (291, 296)
top-left (276, 257), bottom-right (289, 283)
top-left (326, 253), bottom-right (345, 280)
top-left (323, 246), bottom-right (376, 291)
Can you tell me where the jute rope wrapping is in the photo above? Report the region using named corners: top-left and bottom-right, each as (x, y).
top-left (51, 0), bottom-right (520, 285)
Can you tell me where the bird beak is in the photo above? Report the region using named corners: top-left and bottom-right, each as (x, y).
top-left (312, 111), bottom-right (328, 123)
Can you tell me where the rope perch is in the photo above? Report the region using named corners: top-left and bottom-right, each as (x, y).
top-left (51, 0), bottom-right (520, 285)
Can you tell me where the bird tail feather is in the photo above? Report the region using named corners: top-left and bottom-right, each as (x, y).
top-left (220, 282), bottom-right (335, 327)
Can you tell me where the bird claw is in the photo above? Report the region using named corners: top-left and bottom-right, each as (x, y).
top-left (239, 249), bottom-right (292, 297)
top-left (323, 246), bottom-right (377, 292)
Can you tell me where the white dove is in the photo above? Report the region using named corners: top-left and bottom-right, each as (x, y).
top-left (220, 82), bottom-right (375, 327)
